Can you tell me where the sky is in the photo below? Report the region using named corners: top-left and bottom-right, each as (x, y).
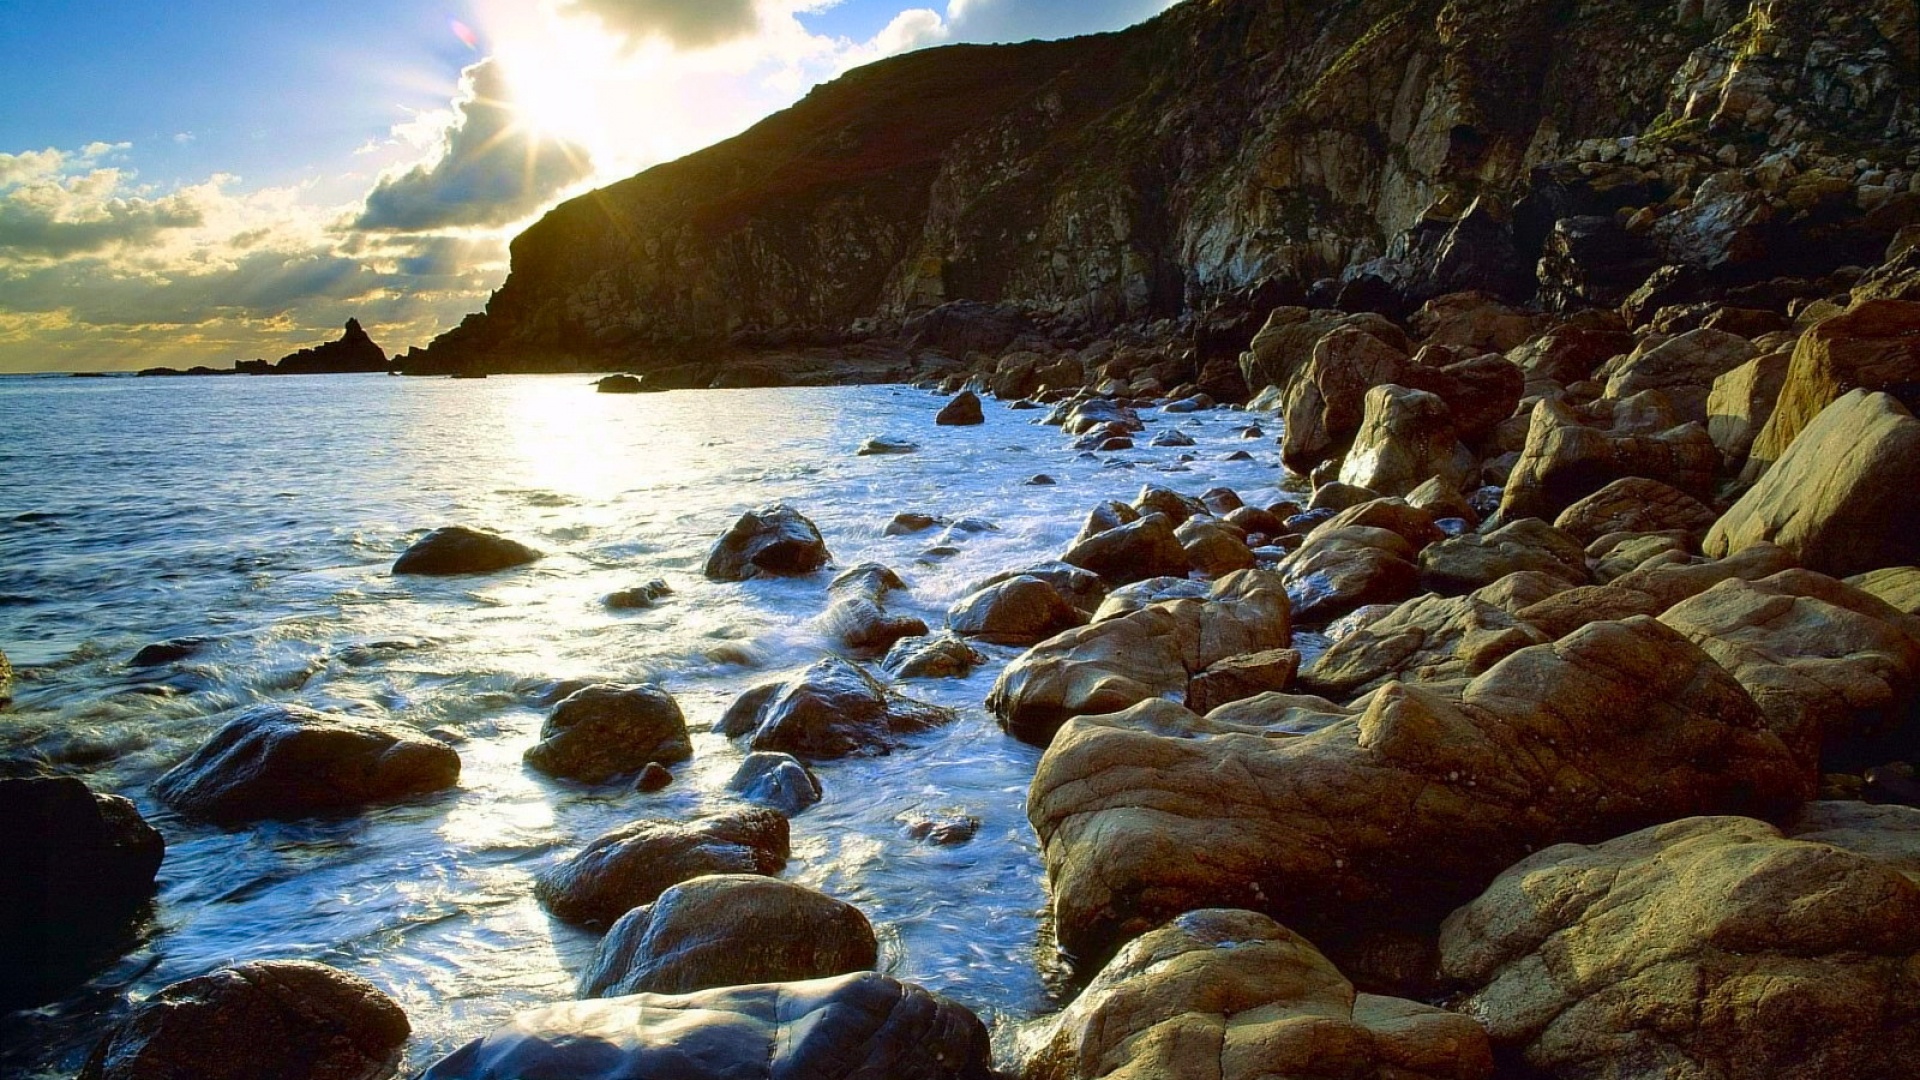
top-left (0, 0), bottom-right (1177, 373)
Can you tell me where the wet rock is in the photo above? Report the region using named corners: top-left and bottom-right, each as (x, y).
top-left (1, 776), bottom-right (165, 1009)
top-left (1133, 484), bottom-right (1209, 526)
top-left (1337, 384), bottom-right (1475, 497)
top-left (129, 637), bottom-right (210, 667)
top-left (78, 960), bottom-right (409, 1080)
top-left (1418, 518), bottom-right (1590, 595)
top-left (604, 579), bottom-right (671, 609)
top-left (1061, 511), bottom-right (1190, 586)
top-left (634, 762), bottom-right (673, 792)
top-left (1185, 648), bottom-right (1302, 713)
top-left (903, 811), bottom-right (979, 845)
top-left (934, 391), bottom-right (985, 426)
top-left (524, 684), bottom-right (691, 785)
top-left (392, 526), bottom-right (541, 576)
top-left (946, 575), bottom-right (1085, 646)
top-left (0, 647), bottom-right (9, 706)
top-left (716, 657), bottom-right (954, 759)
top-left (1746, 299), bottom-right (1920, 477)
top-left (1029, 618), bottom-right (1807, 971)
top-left (1278, 526), bottom-right (1421, 625)
top-left (1301, 594), bottom-right (1547, 701)
top-left (1440, 816), bottom-right (1920, 1080)
top-left (1551, 476), bottom-right (1717, 545)
top-left (1497, 398), bottom-right (1717, 524)
top-left (154, 704), bottom-right (460, 824)
top-left (1309, 481), bottom-right (1381, 513)
top-left (1026, 909), bottom-right (1492, 1080)
top-left (856, 437), bottom-right (919, 456)
top-left (1174, 516), bottom-right (1255, 576)
top-left (1026, 474), bottom-right (1057, 486)
top-left (417, 971), bottom-right (997, 1080)
top-left (1660, 569), bottom-right (1920, 770)
top-left (581, 875), bottom-right (876, 998)
top-left (1706, 349), bottom-right (1791, 466)
top-left (1090, 577), bottom-right (1212, 621)
top-left (880, 634), bottom-right (986, 680)
top-left (596, 374), bottom-right (644, 393)
top-left (1278, 321), bottom-right (1414, 474)
top-left (1599, 327), bottom-right (1758, 425)
top-left (968, 561), bottom-right (1109, 615)
top-left (704, 505), bottom-right (832, 581)
top-left (989, 570), bottom-right (1291, 746)
top-left (820, 563), bottom-right (927, 655)
top-left (885, 512), bottom-right (945, 536)
top-left (535, 808), bottom-right (790, 927)
top-left (727, 752), bottom-right (822, 815)
top-left (1708, 390), bottom-right (1920, 577)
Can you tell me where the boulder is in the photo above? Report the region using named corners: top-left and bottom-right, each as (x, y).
top-left (1708, 390), bottom-right (1920, 577)
top-left (1185, 648), bottom-right (1302, 713)
top-left (1660, 569), bottom-right (1920, 770)
top-left (1850, 567), bottom-right (1920, 616)
top-left (596, 374), bottom-right (643, 393)
top-left (1418, 518), bottom-right (1590, 595)
top-left (1, 776), bottom-right (165, 1009)
top-left (726, 753), bottom-right (822, 815)
top-left (524, 684), bottom-right (691, 785)
top-left (418, 972), bottom-right (997, 1080)
top-left (820, 563), bottom-right (926, 655)
top-left (967, 561), bottom-right (1108, 615)
top-left (1277, 526), bottom-right (1422, 625)
top-left (716, 658), bottom-right (954, 759)
top-left (935, 391), bottom-right (985, 426)
top-left (1508, 324), bottom-right (1635, 386)
top-left (1026, 909), bottom-right (1492, 1080)
top-left (880, 634), bottom-right (985, 679)
top-left (946, 576), bottom-right (1085, 646)
top-left (1029, 618), bottom-right (1807, 971)
top-left (1706, 350), bottom-right (1791, 465)
top-left (1061, 512), bottom-right (1190, 585)
top-left (1300, 594), bottom-right (1547, 701)
top-left (154, 704), bottom-right (460, 824)
top-left (604, 579), bottom-right (671, 610)
top-left (704, 505), bottom-right (832, 581)
top-left (1090, 577), bottom-right (1211, 621)
top-left (1745, 299), bottom-right (1920, 476)
top-left (535, 808), bottom-right (790, 927)
top-left (1337, 385), bottom-right (1475, 497)
top-left (1280, 323), bottom-right (1414, 474)
top-left (857, 438), bottom-right (918, 456)
top-left (1497, 398), bottom-right (1718, 524)
top-left (1599, 327), bottom-right (1758, 424)
top-left (988, 570), bottom-right (1291, 746)
top-left (580, 875), bottom-right (876, 998)
top-left (1133, 484), bottom-right (1210, 526)
top-left (392, 526), bottom-right (540, 576)
top-left (1174, 516), bottom-right (1255, 577)
top-left (1400, 353), bottom-right (1526, 448)
top-left (1513, 542), bottom-right (1800, 640)
top-left (1439, 816), bottom-right (1920, 1080)
top-left (1238, 307), bottom-right (1407, 400)
top-left (78, 961), bottom-right (409, 1080)
top-left (1550, 476), bottom-right (1717, 545)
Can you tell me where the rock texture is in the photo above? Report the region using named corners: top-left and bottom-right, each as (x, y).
top-left (535, 809), bottom-right (790, 927)
top-left (523, 684), bottom-right (691, 784)
top-left (153, 704), bottom-right (460, 824)
top-left (704, 505), bottom-right (832, 581)
top-left (418, 972), bottom-right (998, 1080)
top-left (717, 658), bottom-right (955, 758)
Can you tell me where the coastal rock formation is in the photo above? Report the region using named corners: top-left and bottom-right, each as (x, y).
top-left (392, 526), bottom-right (541, 576)
top-left (1337, 384), bottom-right (1475, 497)
top-left (419, 972), bottom-right (998, 1080)
top-left (535, 808), bottom-right (790, 927)
top-left (272, 319), bottom-right (390, 376)
top-left (1550, 476), bottom-right (1717, 545)
top-left (1, 776), bottom-right (165, 1009)
top-left (726, 752), bottom-right (823, 815)
top-left (1026, 909), bottom-right (1492, 1080)
top-left (1497, 399), bottom-right (1719, 525)
top-left (1029, 618), bottom-right (1807, 971)
top-left (523, 684), bottom-right (691, 785)
top-left (704, 505), bottom-right (832, 581)
top-left (78, 961), bottom-right (409, 1080)
top-left (946, 575), bottom-right (1085, 646)
top-left (1062, 511), bottom-right (1191, 586)
top-left (1439, 816), bottom-right (1920, 1080)
top-left (153, 704), bottom-right (460, 824)
top-left (580, 875), bottom-right (876, 997)
top-left (1744, 299), bottom-right (1920, 476)
top-left (934, 390), bottom-right (984, 426)
top-left (717, 657), bottom-right (954, 759)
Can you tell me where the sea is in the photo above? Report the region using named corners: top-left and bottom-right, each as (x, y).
top-left (0, 372), bottom-right (1301, 1076)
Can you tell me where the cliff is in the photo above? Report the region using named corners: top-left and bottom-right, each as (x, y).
top-left (404, 0), bottom-right (1919, 376)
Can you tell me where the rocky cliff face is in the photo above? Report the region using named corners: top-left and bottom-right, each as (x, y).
top-left (406, 0), bottom-right (1919, 375)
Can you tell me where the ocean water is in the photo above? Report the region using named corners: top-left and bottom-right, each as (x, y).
top-left (0, 373), bottom-right (1298, 1076)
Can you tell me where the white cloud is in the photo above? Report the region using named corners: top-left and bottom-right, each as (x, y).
top-left (0, 146), bottom-right (210, 260)
top-left (560, 0), bottom-right (761, 48)
top-left (355, 58), bottom-right (595, 232)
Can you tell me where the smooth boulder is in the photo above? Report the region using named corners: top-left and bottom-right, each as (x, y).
top-left (153, 704), bottom-right (460, 824)
top-left (580, 875), bottom-right (876, 997)
top-left (703, 505), bottom-right (831, 582)
top-left (1551, 476), bottom-right (1717, 545)
top-left (1062, 512), bottom-right (1190, 586)
top-left (935, 390), bottom-right (985, 426)
top-left (717, 657), bottom-right (954, 759)
top-left (1497, 397), bottom-right (1717, 524)
top-left (524, 684), bottom-right (691, 785)
top-left (535, 808), bottom-right (790, 927)
top-left (946, 575), bottom-right (1085, 645)
top-left (392, 526), bottom-right (540, 576)
top-left (1337, 384), bottom-right (1475, 498)
top-left (726, 752), bottom-right (822, 815)
top-left (1746, 299), bottom-right (1920, 475)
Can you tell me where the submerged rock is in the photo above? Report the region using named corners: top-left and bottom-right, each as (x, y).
top-left (596, 374), bottom-right (644, 393)
top-left (603, 579), bottom-right (671, 609)
top-left (727, 752), bottom-right (823, 815)
top-left (419, 972), bottom-right (997, 1080)
top-left (153, 704), bottom-right (461, 824)
top-left (704, 505), bottom-right (832, 581)
top-left (580, 875), bottom-right (876, 998)
top-left (1, 776), bottom-right (165, 1010)
top-left (535, 808), bottom-right (790, 927)
top-left (392, 526), bottom-right (541, 576)
top-left (79, 960), bottom-right (409, 1080)
top-left (717, 657), bottom-right (954, 759)
top-left (523, 684), bottom-right (691, 785)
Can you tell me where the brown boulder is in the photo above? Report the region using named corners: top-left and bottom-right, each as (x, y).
top-left (1551, 476), bottom-right (1717, 545)
top-left (1599, 327), bottom-right (1758, 424)
top-left (1337, 385), bottom-right (1475, 497)
top-left (1745, 299), bottom-right (1920, 477)
top-left (946, 575), bottom-right (1086, 646)
top-left (1277, 526), bottom-right (1422, 624)
top-left (1497, 397), bottom-right (1718, 524)
top-left (535, 808), bottom-right (790, 927)
top-left (1062, 512), bottom-right (1191, 585)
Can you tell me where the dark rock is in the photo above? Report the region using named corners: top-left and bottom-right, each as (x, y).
top-left (634, 763), bottom-right (674, 792)
top-left (392, 526), bottom-right (541, 576)
top-left (716, 658), bottom-right (955, 759)
top-left (727, 752), bottom-right (823, 815)
top-left (272, 319), bottom-right (391, 376)
top-left (857, 437), bottom-right (919, 456)
top-left (536, 809), bottom-right (791, 927)
top-left (905, 300), bottom-right (1029, 356)
top-left (1, 776), bottom-right (164, 1010)
top-left (596, 374), bottom-right (644, 393)
top-left (129, 638), bottom-right (211, 667)
top-left (1062, 512), bottom-right (1190, 585)
top-left (704, 505), bottom-right (831, 581)
top-left (604, 579), bottom-right (672, 609)
top-left (884, 512), bottom-right (945, 536)
top-left (524, 684), bottom-right (691, 785)
top-left (418, 972), bottom-right (997, 1080)
top-left (947, 575), bottom-right (1086, 646)
top-left (934, 391), bottom-right (985, 426)
top-left (1026, 474), bottom-right (1057, 485)
top-left (154, 704), bottom-right (461, 824)
top-left (78, 960), bottom-right (409, 1080)
top-left (580, 875), bottom-right (876, 998)
top-left (903, 812), bottom-right (980, 846)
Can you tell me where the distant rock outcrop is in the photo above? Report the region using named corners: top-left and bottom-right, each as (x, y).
top-left (273, 319), bottom-right (392, 375)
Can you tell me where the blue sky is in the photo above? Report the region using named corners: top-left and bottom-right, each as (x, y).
top-left (0, 0), bottom-right (1176, 371)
